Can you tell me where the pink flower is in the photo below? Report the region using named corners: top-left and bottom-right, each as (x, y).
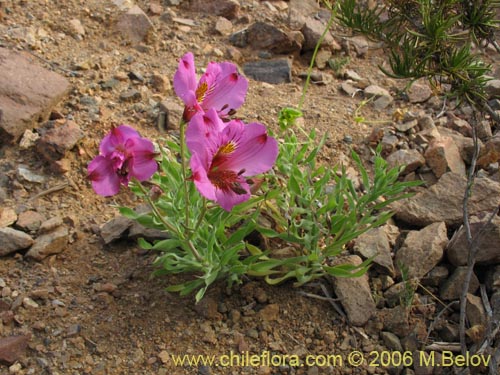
top-left (186, 109), bottom-right (278, 211)
top-left (174, 52), bottom-right (248, 122)
top-left (88, 125), bottom-right (158, 196)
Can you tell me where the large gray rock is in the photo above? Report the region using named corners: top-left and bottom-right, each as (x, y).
top-left (446, 215), bottom-right (500, 266)
top-left (243, 59), bottom-right (292, 84)
top-left (395, 222), bottom-right (448, 279)
top-left (0, 227), bottom-right (34, 256)
top-left (394, 172), bottom-right (500, 227)
top-left (330, 255), bottom-right (376, 326)
top-left (0, 47), bottom-right (70, 143)
top-left (386, 149), bottom-right (425, 175)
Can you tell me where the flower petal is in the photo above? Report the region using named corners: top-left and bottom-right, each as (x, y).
top-left (87, 155), bottom-right (121, 196)
top-left (174, 52), bottom-right (197, 105)
top-left (201, 67), bottom-right (248, 117)
top-left (100, 125), bottom-right (140, 155)
top-left (220, 122), bottom-right (278, 175)
top-left (190, 153), bottom-right (216, 200)
top-left (186, 109), bottom-right (225, 153)
top-left (215, 180), bottom-right (251, 211)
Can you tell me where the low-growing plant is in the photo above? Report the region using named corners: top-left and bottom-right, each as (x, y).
top-left (87, 51), bottom-right (419, 302)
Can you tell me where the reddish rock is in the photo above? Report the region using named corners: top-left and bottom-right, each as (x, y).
top-left (0, 47), bottom-right (70, 143)
top-left (189, 0), bottom-right (240, 20)
top-left (25, 226), bottom-right (69, 261)
top-left (330, 255), bottom-right (376, 326)
top-left (300, 17), bottom-right (334, 52)
top-left (393, 172), bottom-right (500, 227)
top-left (36, 119), bottom-right (84, 163)
top-left (424, 136), bottom-right (466, 178)
top-left (15, 210), bottom-right (45, 232)
top-left (115, 5), bottom-right (154, 44)
top-left (386, 149), bottom-right (425, 175)
top-left (447, 215), bottom-right (500, 266)
top-left (214, 17), bottom-right (233, 36)
top-left (407, 81), bottom-right (432, 103)
top-left (0, 207), bottom-right (17, 228)
top-left (0, 334), bottom-right (31, 365)
top-left (395, 222), bottom-right (448, 279)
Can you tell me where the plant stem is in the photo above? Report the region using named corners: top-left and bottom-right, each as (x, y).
top-left (135, 180), bottom-right (204, 263)
top-left (298, 5), bottom-right (336, 110)
top-left (190, 197), bottom-right (208, 238)
top-left (179, 120), bottom-right (191, 232)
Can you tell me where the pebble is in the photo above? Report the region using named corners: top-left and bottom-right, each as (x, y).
top-left (119, 89), bottom-right (142, 102)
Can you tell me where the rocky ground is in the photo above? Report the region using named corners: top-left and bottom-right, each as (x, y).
top-left (1, 0), bottom-right (500, 374)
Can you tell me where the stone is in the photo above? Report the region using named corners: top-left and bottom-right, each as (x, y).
top-left (157, 98), bottom-right (182, 131)
top-left (150, 74), bottom-right (171, 94)
top-left (115, 5), bottom-right (154, 44)
top-left (100, 216), bottom-right (133, 244)
top-left (0, 208), bottom-right (17, 228)
top-left (340, 81), bottom-right (359, 97)
top-left (17, 165), bottom-right (46, 183)
top-left (19, 129), bottom-right (40, 149)
top-left (0, 334), bottom-right (31, 365)
top-left (15, 210), bottom-right (45, 232)
top-left (39, 217), bottom-right (64, 234)
top-left (364, 85), bottom-right (391, 99)
top-left (0, 47), bottom-right (70, 143)
top-left (477, 120), bottom-right (493, 142)
top-left (395, 119), bottom-right (419, 133)
top-left (189, 0), bottom-right (240, 20)
top-left (36, 119), bottom-right (84, 163)
top-left (395, 222), bottom-right (448, 279)
top-left (288, 0), bottom-right (320, 29)
top-left (128, 221), bottom-right (171, 241)
top-left (446, 215), bottom-right (500, 266)
top-left (393, 172), bottom-right (500, 227)
top-left (478, 133), bottom-right (500, 169)
top-left (440, 267), bottom-right (479, 301)
top-left (377, 305), bottom-right (411, 337)
top-left (300, 17), bottom-right (334, 52)
top-left (386, 149), bottom-right (425, 175)
top-left (314, 49), bottom-right (331, 69)
top-left (347, 36), bottom-right (369, 57)
top-left (424, 136), bottom-right (466, 178)
top-left (330, 255), bottom-right (376, 326)
top-left (69, 19), bottom-right (85, 37)
top-left (353, 226), bottom-right (395, 277)
top-left (194, 296), bottom-right (222, 320)
top-left (381, 331), bottom-right (403, 351)
top-left (421, 266), bottom-right (449, 287)
top-left (245, 22), bottom-right (301, 54)
top-left (437, 127), bottom-right (480, 165)
top-left (466, 293), bottom-right (486, 326)
top-left (243, 59), bottom-right (292, 84)
top-left (214, 17), bottom-right (232, 36)
top-left (485, 79), bottom-right (500, 98)
top-left (447, 115), bottom-right (472, 137)
top-left (120, 89), bottom-right (142, 101)
top-left (258, 304), bottom-right (280, 321)
top-left (407, 81), bottom-right (432, 103)
top-left (25, 226), bottom-right (69, 261)
top-left (0, 228), bottom-right (34, 256)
